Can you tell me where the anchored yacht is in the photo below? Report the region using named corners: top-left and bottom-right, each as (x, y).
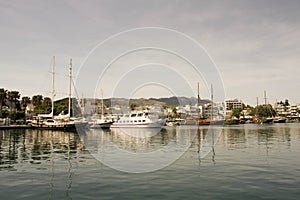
top-left (111, 111), bottom-right (166, 128)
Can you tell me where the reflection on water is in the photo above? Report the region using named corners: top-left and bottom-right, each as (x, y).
top-left (82, 127), bottom-right (197, 173)
top-left (0, 124), bottom-right (300, 199)
top-left (0, 129), bottom-right (84, 171)
top-left (0, 125), bottom-right (298, 171)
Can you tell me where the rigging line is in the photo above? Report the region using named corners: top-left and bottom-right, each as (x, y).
top-left (71, 79), bottom-right (80, 100)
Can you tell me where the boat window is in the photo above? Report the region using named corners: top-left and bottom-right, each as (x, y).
top-left (142, 120), bottom-right (146, 122)
top-left (144, 113), bottom-right (148, 116)
top-left (131, 114), bottom-right (137, 117)
top-left (137, 113), bottom-right (143, 117)
top-left (134, 120), bottom-right (137, 122)
top-left (124, 114), bottom-right (129, 117)
top-left (138, 120), bottom-right (141, 122)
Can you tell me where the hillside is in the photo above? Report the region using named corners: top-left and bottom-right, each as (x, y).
top-left (98, 96), bottom-right (211, 107)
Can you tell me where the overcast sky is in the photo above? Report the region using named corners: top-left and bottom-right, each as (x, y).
top-left (1, 0), bottom-right (300, 105)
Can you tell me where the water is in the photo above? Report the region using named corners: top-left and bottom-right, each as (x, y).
top-left (0, 124), bottom-right (300, 199)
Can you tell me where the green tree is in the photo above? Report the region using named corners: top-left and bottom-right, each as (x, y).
top-left (42, 97), bottom-right (52, 113)
top-left (32, 95), bottom-right (43, 114)
top-left (254, 104), bottom-right (276, 118)
top-left (284, 99), bottom-right (290, 106)
top-left (21, 96), bottom-right (31, 119)
top-left (231, 108), bottom-right (242, 119)
top-left (0, 88), bottom-right (7, 118)
top-left (7, 91), bottom-right (21, 120)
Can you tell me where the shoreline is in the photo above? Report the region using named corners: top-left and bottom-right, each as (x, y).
top-left (0, 125), bottom-right (32, 130)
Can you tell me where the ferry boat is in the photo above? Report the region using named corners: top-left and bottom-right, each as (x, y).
top-left (111, 111), bottom-right (166, 128)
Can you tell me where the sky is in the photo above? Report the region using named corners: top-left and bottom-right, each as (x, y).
top-left (1, 0), bottom-right (300, 106)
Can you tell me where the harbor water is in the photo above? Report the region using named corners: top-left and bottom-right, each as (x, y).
top-left (0, 124), bottom-right (300, 199)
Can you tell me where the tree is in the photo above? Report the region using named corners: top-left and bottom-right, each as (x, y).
top-left (32, 95), bottom-right (43, 114)
top-left (254, 104), bottom-right (276, 118)
top-left (231, 108), bottom-right (242, 119)
top-left (7, 91), bottom-right (21, 120)
top-left (0, 88), bottom-right (7, 118)
top-left (42, 97), bottom-right (52, 113)
top-left (21, 96), bottom-right (31, 119)
top-left (284, 99), bottom-right (290, 106)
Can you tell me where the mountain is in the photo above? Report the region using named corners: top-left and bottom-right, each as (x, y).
top-left (99, 96), bottom-right (211, 107)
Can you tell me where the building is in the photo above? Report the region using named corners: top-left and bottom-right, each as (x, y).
top-left (225, 99), bottom-right (243, 110)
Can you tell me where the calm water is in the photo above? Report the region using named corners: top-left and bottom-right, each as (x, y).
top-left (0, 124), bottom-right (300, 199)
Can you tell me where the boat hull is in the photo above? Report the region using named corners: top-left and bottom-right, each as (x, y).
top-left (111, 120), bottom-right (166, 128)
top-left (31, 122), bottom-right (88, 131)
top-left (90, 121), bottom-right (113, 129)
top-left (185, 119), bottom-right (224, 126)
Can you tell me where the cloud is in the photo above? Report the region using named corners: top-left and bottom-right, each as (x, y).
top-left (0, 0), bottom-right (300, 104)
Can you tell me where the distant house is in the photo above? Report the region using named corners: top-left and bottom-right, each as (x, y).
top-left (25, 104), bottom-right (34, 117)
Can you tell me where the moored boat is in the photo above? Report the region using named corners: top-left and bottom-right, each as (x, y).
top-left (31, 57), bottom-right (88, 131)
top-left (89, 117), bottom-right (113, 129)
top-left (273, 117), bottom-right (286, 123)
top-left (111, 111), bottom-right (166, 128)
top-left (89, 89), bottom-right (113, 129)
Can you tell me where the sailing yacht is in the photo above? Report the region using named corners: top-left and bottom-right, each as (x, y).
top-left (31, 57), bottom-right (88, 131)
top-left (89, 90), bottom-right (113, 129)
top-left (253, 91), bottom-right (274, 124)
top-left (185, 83), bottom-right (224, 126)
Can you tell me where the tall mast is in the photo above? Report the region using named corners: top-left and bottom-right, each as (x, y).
top-left (101, 89), bottom-right (104, 120)
top-left (51, 56), bottom-right (55, 117)
top-left (197, 82), bottom-right (201, 118)
top-left (68, 58), bottom-right (72, 120)
top-left (264, 90), bottom-right (267, 105)
top-left (197, 82), bottom-right (200, 107)
top-left (211, 84), bottom-right (213, 120)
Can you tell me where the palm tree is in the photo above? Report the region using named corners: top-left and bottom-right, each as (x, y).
top-left (21, 96), bottom-right (31, 120)
top-left (32, 95), bottom-right (43, 114)
top-left (42, 97), bottom-right (52, 113)
top-left (0, 88), bottom-right (7, 118)
top-left (7, 91), bottom-right (20, 120)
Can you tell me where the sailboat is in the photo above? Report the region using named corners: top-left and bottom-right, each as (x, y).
top-left (185, 83), bottom-right (224, 125)
top-left (253, 91), bottom-right (273, 124)
top-left (31, 57), bottom-right (88, 131)
top-left (89, 89), bottom-right (113, 129)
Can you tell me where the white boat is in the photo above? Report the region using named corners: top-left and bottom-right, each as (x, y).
top-left (89, 115), bottom-right (113, 129)
top-left (89, 89), bottom-right (113, 129)
top-left (111, 111), bottom-right (166, 128)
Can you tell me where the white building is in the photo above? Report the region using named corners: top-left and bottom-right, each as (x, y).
top-left (225, 99), bottom-right (243, 110)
